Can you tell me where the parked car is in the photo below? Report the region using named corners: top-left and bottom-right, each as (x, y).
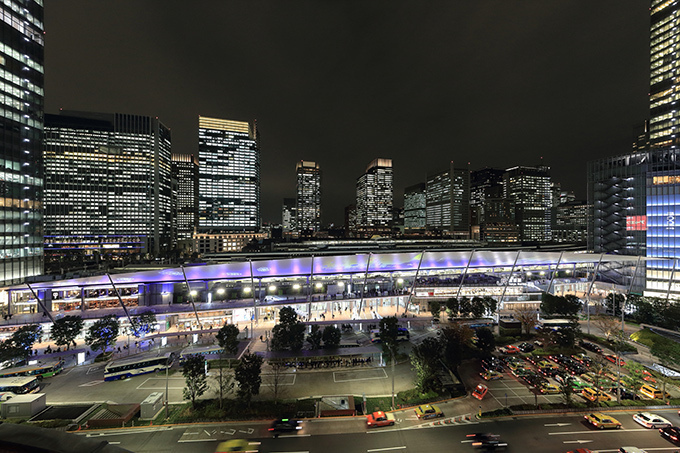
top-left (518, 342), bottom-right (534, 352)
top-left (499, 345), bottom-right (520, 354)
top-left (579, 341), bottom-right (602, 353)
top-left (481, 370), bottom-right (503, 381)
top-left (604, 355), bottom-right (626, 366)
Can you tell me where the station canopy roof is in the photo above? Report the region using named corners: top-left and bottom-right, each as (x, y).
top-left (15, 250), bottom-right (651, 291)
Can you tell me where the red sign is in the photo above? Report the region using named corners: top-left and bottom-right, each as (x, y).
top-left (626, 216), bottom-right (647, 231)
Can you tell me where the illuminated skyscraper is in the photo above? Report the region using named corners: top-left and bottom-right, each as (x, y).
top-left (282, 198), bottom-right (297, 231)
top-left (356, 158), bottom-right (393, 237)
top-left (425, 163), bottom-right (470, 237)
top-left (296, 161), bottom-right (321, 232)
top-left (172, 153), bottom-right (199, 242)
top-left (0, 1), bottom-right (44, 285)
top-left (503, 166), bottom-right (552, 242)
top-left (198, 116), bottom-right (260, 232)
top-left (404, 183), bottom-right (426, 230)
top-left (44, 111), bottom-right (172, 265)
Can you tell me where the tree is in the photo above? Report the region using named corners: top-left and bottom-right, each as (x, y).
top-left (591, 315), bottom-right (621, 341)
top-left (445, 297), bottom-right (459, 319)
top-left (130, 311), bottom-right (157, 337)
top-left (182, 355), bottom-right (208, 408)
top-left (379, 316), bottom-right (400, 410)
top-left (458, 297), bottom-right (472, 317)
top-left (540, 293), bottom-right (581, 318)
top-left (215, 323), bottom-right (240, 409)
top-left (482, 296), bottom-right (498, 317)
top-left (605, 293), bottom-right (625, 317)
top-left (469, 297), bottom-right (485, 319)
top-left (235, 352), bottom-right (263, 408)
top-left (271, 306), bottom-right (305, 351)
top-left (428, 300), bottom-right (442, 320)
top-left (306, 325), bottom-right (322, 349)
top-left (268, 360), bottom-right (288, 402)
top-left (623, 361), bottom-right (646, 400)
top-left (475, 327), bottom-right (495, 355)
top-left (3, 325), bottom-right (41, 362)
top-left (559, 375), bottom-right (575, 406)
top-left (513, 307), bottom-right (538, 335)
top-left (439, 322), bottom-right (474, 368)
top-left (551, 322), bottom-right (579, 349)
top-left (216, 323), bottom-right (240, 355)
top-left (51, 315), bottom-right (84, 350)
top-left (322, 325), bottom-right (341, 348)
top-left (85, 315), bottom-right (119, 354)
top-left (411, 337), bottom-right (442, 393)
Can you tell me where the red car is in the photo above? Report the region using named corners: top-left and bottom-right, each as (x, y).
top-left (604, 355), bottom-right (625, 366)
top-left (366, 411), bottom-right (395, 427)
top-left (500, 345), bottom-right (520, 354)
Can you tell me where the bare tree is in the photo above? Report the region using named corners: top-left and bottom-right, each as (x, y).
top-left (591, 315), bottom-right (620, 341)
top-left (268, 360), bottom-right (289, 402)
top-left (215, 364), bottom-right (234, 409)
top-left (512, 307), bottom-right (538, 335)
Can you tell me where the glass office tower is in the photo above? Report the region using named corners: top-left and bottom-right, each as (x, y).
top-left (198, 116), bottom-right (260, 232)
top-left (172, 153), bottom-right (199, 241)
top-left (0, 1), bottom-right (44, 285)
top-left (503, 166), bottom-right (552, 242)
top-left (356, 158), bottom-right (393, 237)
top-left (43, 112), bottom-right (172, 265)
top-left (295, 160), bottom-right (321, 232)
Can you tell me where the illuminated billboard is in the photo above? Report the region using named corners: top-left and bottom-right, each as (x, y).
top-left (626, 216), bottom-right (647, 231)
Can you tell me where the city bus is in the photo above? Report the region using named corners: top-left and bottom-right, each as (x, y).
top-left (0, 376), bottom-right (40, 394)
top-left (179, 344), bottom-right (225, 365)
top-left (104, 352), bottom-right (175, 381)
top-left (537, 319), bottom-right (574, 331)
top-left (370, 327), bottom-right (409, 343)
top-left (0, 359), bottom-right (64, 380)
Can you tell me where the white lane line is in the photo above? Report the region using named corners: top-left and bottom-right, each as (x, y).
top-left (549, 428), bottom-right (649, 435)
top-left (367, 447), bottom-right (406, 452)
top-left (545, 423), bottom-right (572, 427)
top-left (564, 440), bottom-right (593, 444)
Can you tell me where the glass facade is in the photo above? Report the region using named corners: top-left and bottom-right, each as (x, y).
top-left (295, 160), bottom-right (321, 231)
top-left (356, 158), bottom-right (393, 235)
top-left (425, 163), bottom-right (470, 235)
top-left (404, 183), bottom-right (426, 229)
top-left (172, 153), bottom-right (198, 241)
top-left (43, 112), bottom-right (172, 261)
top-left (0, 0), bottom-right (43, 285)
top-left (198, 116), bottom-right (260, 232)
top-left (282, 197), bottom-right (296, 231)
top-left (503, 166), bottom-right (552, 242)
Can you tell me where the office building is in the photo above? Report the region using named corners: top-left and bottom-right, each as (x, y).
top-left (470, 167), bottom-right (504, 240)
top-left (0, 1), bottom-right (44, 285)
top-left (295, 161), bottom-right (321, 232)
top-left (483, 198), bottom-right (519, 243)
top-left (43, 111), bottom-right (173, 267)
top-left (404, 183), bottom-right (426, 230)
top-left (355, 158), bottom-right (393, 237)
top-left (194, 231), bottom-right (267, 255)
top-left (426, 163), bottom-right (470, 237)
top-left (282, 198), bottom-right (297, 232)
top-left (172, 153), bottom-right (199, 246)
top-left (503, 166), bottom-right (552, 242)
top-left (198, 116), bottom-right (260, 232)
top-left (552, 200), bottom-right (590, 244)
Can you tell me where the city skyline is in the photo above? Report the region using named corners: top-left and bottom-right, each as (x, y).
top-left (44, 1), bottom-right (649, 225)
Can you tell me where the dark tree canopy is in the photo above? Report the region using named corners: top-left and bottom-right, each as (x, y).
top-left (306, 325), bottom-right (322, 349)
top-left (130, 311), bottom-right (157, 337)
top-left (51, 315), bottom-right (83, 350)
top-left (271, 306), bottom-right (306, 351)
top-left (428, 300), bottom-right (442, 319)
top-left (411, 337), bottom-right (442, 393)
top-left (182, 355), bottom-right (208, 408)
top-left (470, 297), bottom-right (485, 319)
top-left (85, 315), bottom-right (119, 353)
top-left (322, 325), bottom-right (341, 348)
top-left (235, 352), bottom-right (263, 406)
top-left (216, 323), bottom-right (240, 355)
top-left (1, 324), bottom-right (41, 362)
top-left (378, 316), bottom-right (400, 356)
top-left (540, 293), bottom-right (581, 318)
top-left (475, 327), bottom-right (495, 355)
top-left (439, 323), bottom-right (474, 368)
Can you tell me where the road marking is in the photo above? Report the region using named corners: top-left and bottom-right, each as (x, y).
top-left (564, 440), bottom-right (593, 444)
top-left (79, 380), bottom-right (103, 387)
top-left (261, 374), bottom-right (296, 386)
top-left (550, 428), bottom-right (649, 435)
top-left (545, 423), bottom-right (572, 427)
top-left (334, 368), bottom-right (388, 383)
top-left (367, 447), bottom-right (406, 452)
top-left (135, 377), bottom-right (185, 390)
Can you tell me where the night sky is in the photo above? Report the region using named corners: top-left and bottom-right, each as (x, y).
top-left (44, 1), bottom-right (650, 226)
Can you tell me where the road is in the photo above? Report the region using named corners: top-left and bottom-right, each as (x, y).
top-left (74, 409), bottom-right (680, 452)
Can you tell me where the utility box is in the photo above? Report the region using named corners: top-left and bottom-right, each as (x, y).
top-left (140, 392), bottom-right (164, 420)
top-left (1, 393), bottom-right (46, 418)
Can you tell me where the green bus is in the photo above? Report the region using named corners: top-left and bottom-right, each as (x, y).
top-left (0, 359), bottom-right (64, 380)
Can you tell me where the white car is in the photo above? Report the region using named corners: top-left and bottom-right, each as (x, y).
top-left (632, 412), bottom-right (672, 428)
top-left (618, 448), bottom-right (647, 453)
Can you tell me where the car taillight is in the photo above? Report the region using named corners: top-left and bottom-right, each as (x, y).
top-left (268, 428), bottom-right (274, 431)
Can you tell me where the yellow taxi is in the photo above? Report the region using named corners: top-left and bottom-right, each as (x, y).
top-left (540, 383), bottom-right (560, 394)
top-left (414, 404), bottom-right (444, 419)
top-left (214, 439), bottom-right (259, 452)
top-left (583, 412), bottom-right (621, 429)
top-left (581, 387), bottom-right (611, 402)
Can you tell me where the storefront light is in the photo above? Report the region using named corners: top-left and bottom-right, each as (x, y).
top-left (190, 290), bottom-right (198, 297)
top-left (217, 288), bottom-right (225, 295)
top-left (243, 287), bottom-right (252, 293)
top-left (397, 278), bottom-right (404, 284)
top-left (293, 284), bottom-right (301, 290)
top-left (268, 285), bottom-right (276, 292)
top-left (315, 283), bottom-right (323, 289)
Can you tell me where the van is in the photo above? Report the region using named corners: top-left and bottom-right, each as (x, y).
top-left (639, 384), bottom-right (670, 400)
top-left (582, 387), bottom-right (611, 402)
